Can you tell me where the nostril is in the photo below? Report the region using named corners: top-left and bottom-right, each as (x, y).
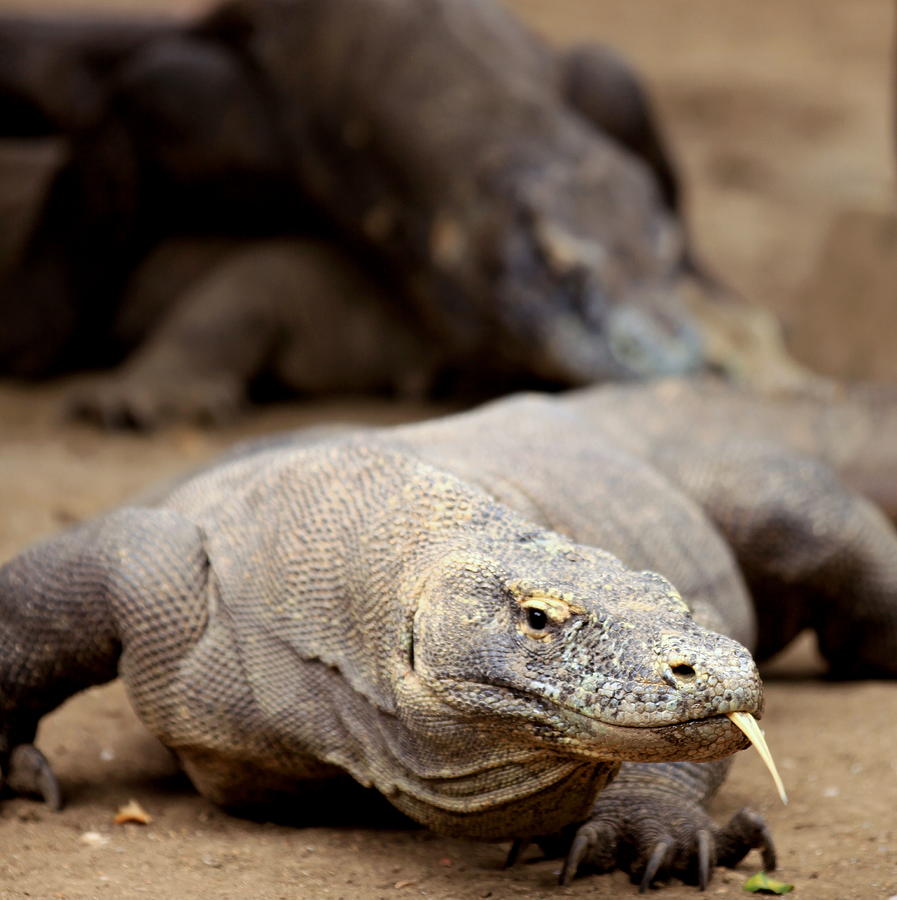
top-left (671, 663), bottom-right (696, 680)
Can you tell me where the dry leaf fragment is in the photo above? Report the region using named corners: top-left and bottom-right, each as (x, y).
top-left (113, 799), bottom-right (153, 825)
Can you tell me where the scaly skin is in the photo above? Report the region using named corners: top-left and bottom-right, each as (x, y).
top-left (0, 439), bottom-right (759, 840)
top-left (204, 0), bottom-right (700, 384)
top-left (0, 393), bottom-right (765, 876)
top-left (65, 239), bottom-right (435, 428)
top-left (4, 377), bottom-right (897, 890)
top-left (1, 0), bottom-right (711, 414)
top-left (384, 377), bottom-right (897, 886)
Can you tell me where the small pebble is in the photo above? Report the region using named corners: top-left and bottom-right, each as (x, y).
top-left (80, 832), bottom-right (110, 848)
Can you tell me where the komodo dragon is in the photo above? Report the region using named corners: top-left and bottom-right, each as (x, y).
top-left (3, 378), bottom-right (896, 891)
top-left (1, 0), bottom-right (760, 423)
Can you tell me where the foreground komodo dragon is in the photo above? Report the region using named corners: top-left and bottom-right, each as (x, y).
top-left (4, 377), bottom-right (896, 890)
top-left (1, 0), bottom-right (761, 424)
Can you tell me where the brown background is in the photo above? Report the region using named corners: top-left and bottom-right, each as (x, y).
top-left (1, 1), bottom-right (896, 898)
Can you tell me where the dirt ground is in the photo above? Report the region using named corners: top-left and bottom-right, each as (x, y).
top-left (2, 1), bottom-right (897, 898)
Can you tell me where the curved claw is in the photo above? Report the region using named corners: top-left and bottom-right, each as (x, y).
top-left (640, 840), bottom-right (669, 893)
top-left (550, 778), bottom-right (777, 890)
top-left (504, 838), bottom-right (529, 869)
top-left (717, 808), bottom-right (776, 872)
top-left (560, 830), bottom-right (591, 886)
top-left (6, 745), bottom-right (63, 811)
top-left (696, 828), bottom-right (711, 891)
top-left (756, 820), bottom-right (777, 872)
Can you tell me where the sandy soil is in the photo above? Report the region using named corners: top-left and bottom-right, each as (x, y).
top-left (1, 1), bottom-right (897, 898)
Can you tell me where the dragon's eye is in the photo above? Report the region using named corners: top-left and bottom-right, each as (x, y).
top-left (526, 607), bottom-right (548, 630)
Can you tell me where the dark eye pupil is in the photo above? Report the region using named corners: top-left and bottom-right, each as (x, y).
top-left (527, 608), bottom-right (548, 630)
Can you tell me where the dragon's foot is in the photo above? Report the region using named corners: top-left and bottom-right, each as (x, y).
top-left (66, 370), bottom-right (244, 430)
top-left (2, 744), bottom-right (62, 810)
top-left (550, 792), bottom-right (775, 892)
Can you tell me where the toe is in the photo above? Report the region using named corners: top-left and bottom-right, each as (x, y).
top-left (6, 745), bottom-right (62, 811)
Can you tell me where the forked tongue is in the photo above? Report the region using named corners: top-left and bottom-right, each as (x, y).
top-left (727, 711), bottom-right (788, 805)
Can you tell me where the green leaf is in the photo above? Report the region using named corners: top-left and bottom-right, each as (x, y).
top-left (743, 871), bottom-right (795, 894)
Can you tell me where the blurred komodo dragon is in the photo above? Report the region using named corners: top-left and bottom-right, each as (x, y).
top-left (0, 0), bottom-right (803, 427)
top-left (3, 377), bottom-right (896, 891)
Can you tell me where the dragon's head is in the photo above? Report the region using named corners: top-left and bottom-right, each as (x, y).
top-left (405, 528), bottom-right (762, 766)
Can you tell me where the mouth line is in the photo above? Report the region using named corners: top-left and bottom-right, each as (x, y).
top-left (566, 706), bottom-right (787, 804)
top-left (566, 706), bottom-right (757, 731)
top-left (577, 708), bottom-right (787, 805)
top-left (436, 678), bottom-right (784, 797)
top-left (446, 674), bottom-right (761, 731)
top-left (439, 676), bottom-right (761, 733)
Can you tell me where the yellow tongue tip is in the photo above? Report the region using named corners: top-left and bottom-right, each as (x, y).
top-left (727, 711), bottom-right (788, 806)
